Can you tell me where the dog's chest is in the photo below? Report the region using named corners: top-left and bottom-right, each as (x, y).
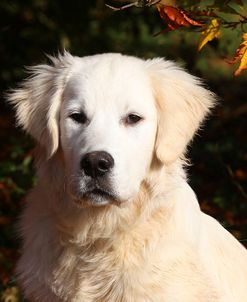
top-left (53, 235), bottom-right (165, 302)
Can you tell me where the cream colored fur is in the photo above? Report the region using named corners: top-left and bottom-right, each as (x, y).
top-left (8, 53), bottom-right (247, 301)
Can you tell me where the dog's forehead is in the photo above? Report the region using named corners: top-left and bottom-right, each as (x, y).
top-left (64, 54), bottom-right (155, 112)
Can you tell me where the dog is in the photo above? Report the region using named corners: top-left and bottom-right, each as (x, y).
top-left (9, 53), bottom-right (247, 301)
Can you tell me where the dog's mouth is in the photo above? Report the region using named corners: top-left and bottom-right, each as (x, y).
top-left (68, 177), bottom-right (122, 207)
top-left (70, 182), bottom-right (120, 207)
top-left (85, 188), bottom-right (114, 199)
top-left (82, 187), bottom-right (119, 206)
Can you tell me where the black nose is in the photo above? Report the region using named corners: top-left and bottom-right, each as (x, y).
top-left (80, 151), bottom-right (114, 178)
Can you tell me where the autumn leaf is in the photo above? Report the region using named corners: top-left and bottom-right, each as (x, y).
top-left (157, 5), bottom-right (203, 32)
top-left (234, 50), bottom-right (247, 76)
top-left (227, 33), bottom-right (247, 76)
top-left (1, 286), bottom-right (20, 302)
top-left (198, 18), bottom-right (221, 51)
top-left (235, 169), bottom-right (247, 181)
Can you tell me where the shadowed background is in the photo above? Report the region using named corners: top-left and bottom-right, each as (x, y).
top-left (0, 0), bottom-right (246, 300)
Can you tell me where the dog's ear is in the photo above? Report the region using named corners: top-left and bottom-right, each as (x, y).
top-left (146, 58), bottom-right (216, 164)
top-left (7, 53), bottom-right (73, 158)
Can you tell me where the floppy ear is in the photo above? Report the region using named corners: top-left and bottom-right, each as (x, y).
top-left (146, 58), bottom-right (216, 164)
top-left (7, 53), bottom-right (73, 158)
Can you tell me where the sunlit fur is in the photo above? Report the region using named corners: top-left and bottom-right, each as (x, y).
top-left (8, 53), bottom-right (247, 302)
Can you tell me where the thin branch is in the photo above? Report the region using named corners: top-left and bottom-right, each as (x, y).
top-left (105, 2), bottom-right (138, 11)
top-left (105, 0), bottom-right (161, 11)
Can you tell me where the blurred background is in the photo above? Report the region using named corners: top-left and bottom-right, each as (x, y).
top-left (0, 0), bottom-right (246, 300)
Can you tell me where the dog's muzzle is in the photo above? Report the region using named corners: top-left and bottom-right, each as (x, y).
top-left (74, 151), bottom-right (119, 206)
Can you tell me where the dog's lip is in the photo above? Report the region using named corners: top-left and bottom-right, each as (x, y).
top-left (70, 185), bottom-right (123, 207)
top-left (89, 188), bottom-right (111, 196)
top-left (85, 187), bottom-right (115, 199)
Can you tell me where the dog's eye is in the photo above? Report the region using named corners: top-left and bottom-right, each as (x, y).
top-left (125, 114), bottom-right (143, 125)
top-left (69, 112), bottom-right (87, 124)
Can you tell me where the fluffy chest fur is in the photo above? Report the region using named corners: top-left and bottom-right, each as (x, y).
top-left (17, 179), bottom-right (220, 302)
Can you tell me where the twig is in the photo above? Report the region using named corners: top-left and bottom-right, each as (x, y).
top-left (105, 2), bottom-right (137, 11)
top-left (105, 0), bottom-right (161, 11)
top-left (226, 165), bottom-right (247, 200)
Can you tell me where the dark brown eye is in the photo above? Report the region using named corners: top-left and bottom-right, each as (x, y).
top-left (69, 112), bottom-right (87, 124)
top-left (125, 114), bottom-right (143, 125)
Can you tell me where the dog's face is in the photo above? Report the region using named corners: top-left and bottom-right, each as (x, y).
top-left (60, 55), bottom-right (157, 206)
top-left (9, 53), bottom-right (215, 207)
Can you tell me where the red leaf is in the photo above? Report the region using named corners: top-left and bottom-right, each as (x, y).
top-left (157, 5), bottom-right (203, 32)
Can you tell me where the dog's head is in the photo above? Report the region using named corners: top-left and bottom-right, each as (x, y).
top-left (8, 53), bottom-right (215, 207)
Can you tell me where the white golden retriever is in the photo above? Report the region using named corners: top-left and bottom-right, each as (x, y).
top-left (9, 53), bottom-right (247, 302)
